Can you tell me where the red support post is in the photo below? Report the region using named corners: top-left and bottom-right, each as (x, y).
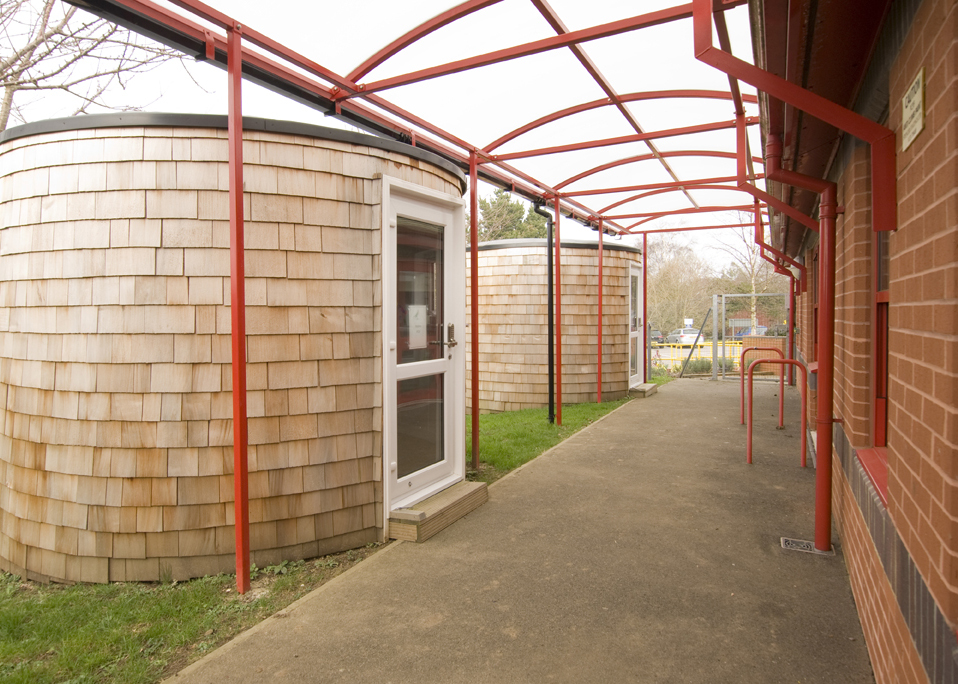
top-left (746, 358), bottom-right (807, 468)
top-left (227, 22), bottom-right (250, 595)
top-left (643, 233), bottom-right (648, 383)
top-left (597, 221), bottom-right (603, 403)
top-left (554, 195), bottom-right (562, 426)
top-left (469, 152), bottom-right (480, 472)
top-left (788, 278), bottom-right (796, 386)
top-left (763, 136), bottom-right (837, 553)
top-left (816, 195), bottom-right (838, 552)
top-left (739, 346), bottom-right (784, 426)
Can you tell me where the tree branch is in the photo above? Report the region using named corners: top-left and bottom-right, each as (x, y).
top-left (0, 0), bottom-right (189, 131)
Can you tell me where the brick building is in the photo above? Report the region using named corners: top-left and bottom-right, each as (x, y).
top-left (0, 2), bottom-right (954, 680)
top-left (755, 1), bottom-right (958, 681)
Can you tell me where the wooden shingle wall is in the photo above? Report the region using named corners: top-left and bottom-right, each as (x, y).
top-left (466, 244), bottom-right (639, 413)
top-left (0, 123), bottom-right (461, 582)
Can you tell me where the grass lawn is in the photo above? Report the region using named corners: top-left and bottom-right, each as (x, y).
top-left (0, 398), bottom-right (631, 683)
top-left (466, 397), bottom-right (632, 483)
top-left (0, 545), bottom-right (381, 684)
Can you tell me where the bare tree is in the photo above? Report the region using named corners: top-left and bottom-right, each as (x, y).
top-left (646, 233), bottom-right (714, 334)
top-left (0, 0), bottom-right (189, 131)
top-left (711, 217), bottom-right (789, 331)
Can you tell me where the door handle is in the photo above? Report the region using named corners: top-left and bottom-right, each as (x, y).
top-left (429, 324), bottom-right (457, 349)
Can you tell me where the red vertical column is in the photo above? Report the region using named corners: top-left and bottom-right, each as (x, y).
top-left (469, 152), bottom-right (480, 472)
top-left (597, 221), bottom-right (603, 403)
top-left (554, 196), bottom-right (562, 425)
top-left (643, 233), bottom-right (648, 381)
top-left (815, 193), bottom-right (838, 552)
top-left (787, 277), bottom-right (795, 386)
top-left (227, 23), bottom-right (250, 594)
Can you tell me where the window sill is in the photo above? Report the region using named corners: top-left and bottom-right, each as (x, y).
top-left (856, 447), bottom-right (888, 506)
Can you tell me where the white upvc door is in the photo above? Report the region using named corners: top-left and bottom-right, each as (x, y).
top-left (629, 264), bottom-right (644, 387)
top-left (382, 177), bottom-right (465, 517)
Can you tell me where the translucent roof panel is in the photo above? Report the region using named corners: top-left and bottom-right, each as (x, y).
top-left (100, 0), bottom-right (764, 236)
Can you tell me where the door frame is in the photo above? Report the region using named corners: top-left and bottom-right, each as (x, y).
top-left (381, 175), bottom-right (466, 525)
top-left (629, 263), bottom-right (644, 387)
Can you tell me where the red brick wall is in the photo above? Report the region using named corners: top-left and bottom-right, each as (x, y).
top-left (833, 143), bottom-right (874, 448)
top-left (887, 0), bottom-right (958, 626)
top-left (790, 2), bottom-right (958, 679)
top-left (833, 462), bottom-right (926, 684)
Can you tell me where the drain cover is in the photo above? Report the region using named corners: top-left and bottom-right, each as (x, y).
top-left (781, 538), bottom-right (836, 556)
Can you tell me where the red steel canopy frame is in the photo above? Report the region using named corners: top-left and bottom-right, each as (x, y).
top-left (64, 0), bottom-right (888, 579)
top-left (692, 0), bottom-right (896, 553)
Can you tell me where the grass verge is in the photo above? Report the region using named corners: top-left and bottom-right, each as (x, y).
top-left (0, 544), bottom-right (382, 684)
top-left (1, 399), bottom-right (631, 683)
top-left (466, 397), bottom-right (631, 483)
top-left (649, 365), bottom-right (674, 385)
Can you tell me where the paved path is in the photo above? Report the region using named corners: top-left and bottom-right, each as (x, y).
top-left (167, 379), bottom-right (874, 684)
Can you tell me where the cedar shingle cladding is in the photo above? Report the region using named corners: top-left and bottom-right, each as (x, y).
top-left (466, 242), bottom-right (640, 413)
top-left (0, 121), bottom-right (461, 582)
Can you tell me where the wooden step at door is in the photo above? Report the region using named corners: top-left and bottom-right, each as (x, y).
top-left (388, 480), bottom-right (488, 542)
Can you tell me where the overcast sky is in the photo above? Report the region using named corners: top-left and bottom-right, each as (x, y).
top-left (19, 0), bottom-right (765, 264)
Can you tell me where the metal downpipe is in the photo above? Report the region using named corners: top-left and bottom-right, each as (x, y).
top-left (533, 203), bottom-right (556, 424)
top-left (469, 152), bottom-right (480, 470)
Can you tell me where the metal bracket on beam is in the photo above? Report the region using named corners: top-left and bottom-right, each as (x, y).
top-left (203, 29), bottom-right (216, 61)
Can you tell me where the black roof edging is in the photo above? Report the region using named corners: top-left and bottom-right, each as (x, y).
top-left (0, 112), bottom-right (467, 194)
top-left (471, 238), bottom-right (641, 254)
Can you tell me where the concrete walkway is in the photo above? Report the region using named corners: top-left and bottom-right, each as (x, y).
top-left (167, 379), bottom-right (874, 684)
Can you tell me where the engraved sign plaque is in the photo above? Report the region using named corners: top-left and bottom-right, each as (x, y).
top-left (902, 68), bottom-right (924, 151)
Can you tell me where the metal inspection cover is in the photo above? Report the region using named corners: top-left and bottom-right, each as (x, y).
top-left (781, 538), bottom-right (836, 556)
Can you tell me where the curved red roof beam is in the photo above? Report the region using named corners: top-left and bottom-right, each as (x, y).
top-left (555, 150), bottom-right (763, 191)
top-left (607, 203), bottom-right (757, 222)
top-left (492, 117), bottom-right (758, 162)
top-left (597, 182), bottom-right (763, 214)
top-left (564, 174), bottom-right (763, 199)
top-left (339, 5), bottom-right (700, 99)
top-left (631, 222), bottom-right (756, 235)
top-left (483, 89), bottom-right (758, 153)
top-left (624, 204), bottom-right (768, 231)
top-left (346, 0), bottom-right (505, 83)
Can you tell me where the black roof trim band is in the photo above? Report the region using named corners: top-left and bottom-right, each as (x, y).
top-left (471, 238), bottom-right (640, 254)
top-left (0, 112), bottom-right (467, 193)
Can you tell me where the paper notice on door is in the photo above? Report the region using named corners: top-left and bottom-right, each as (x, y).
top-left (408, 304), bottom-right (428, 349)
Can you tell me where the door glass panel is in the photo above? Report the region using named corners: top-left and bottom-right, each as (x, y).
top-left (630, 275), bottom-right (639, 332)
top-left (631, 337), bottom-right (638, 375)
top-left (397, 217), bottom-right (444, 365)
top-left (397, 375), bottom-right (444, 478)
